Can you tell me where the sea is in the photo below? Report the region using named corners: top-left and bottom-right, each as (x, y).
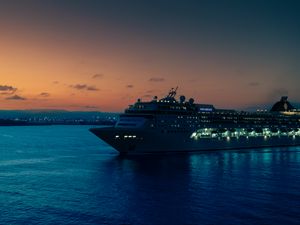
top-left (0, 125), bottom-right (300, 225)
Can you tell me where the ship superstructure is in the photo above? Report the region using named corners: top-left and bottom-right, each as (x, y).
top-left (90, 88), bottom-right (300, 154)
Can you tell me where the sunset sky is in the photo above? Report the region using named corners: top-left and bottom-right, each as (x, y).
top-left (1, 0), bottom-right (300, 112)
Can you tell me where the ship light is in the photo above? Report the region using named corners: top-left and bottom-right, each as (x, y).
top-left (190, 132), bottom-right (197, 138)
top-left (115, 135), bottom-right (119, 138)
top-left (124, 135), bottom-right (128, 138)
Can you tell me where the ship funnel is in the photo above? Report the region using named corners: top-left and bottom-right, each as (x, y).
top-left (281, 96), bottom-right (288, 102)
top-left (270, 96), bottom-right (295, 112)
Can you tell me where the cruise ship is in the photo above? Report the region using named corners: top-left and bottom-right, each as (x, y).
top-left (90, 88), bottom-right (300, 154)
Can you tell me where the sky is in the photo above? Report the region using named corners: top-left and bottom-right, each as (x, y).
top-left (1, 0), bottom-right (300, 112)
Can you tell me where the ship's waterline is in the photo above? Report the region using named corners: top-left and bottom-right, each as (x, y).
top-left (90, 127), bottom-right (300, 154)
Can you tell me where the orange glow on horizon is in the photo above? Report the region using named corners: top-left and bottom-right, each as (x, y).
top-left (1, 2), bottom-right (300, 111)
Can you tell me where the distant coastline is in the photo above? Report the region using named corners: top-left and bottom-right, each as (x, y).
top-left (0, 110), bottom-right (118, 126)
top-left (0, 119), bottom-right (116, 126)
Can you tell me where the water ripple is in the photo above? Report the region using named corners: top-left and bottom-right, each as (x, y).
top-left (0, 126), bottom-right (299, 225)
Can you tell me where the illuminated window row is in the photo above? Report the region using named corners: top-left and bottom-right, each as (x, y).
top-left (190, 128), bottom-right (300, 140)
top-left (115, 135), bottom-right (137, 139)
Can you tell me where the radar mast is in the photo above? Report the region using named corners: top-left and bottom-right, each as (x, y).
top-left (167, 86), bottom-right (178, 98)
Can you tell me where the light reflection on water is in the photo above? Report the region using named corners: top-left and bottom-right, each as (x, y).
top-left (0, 126), bottom-right (300, 225)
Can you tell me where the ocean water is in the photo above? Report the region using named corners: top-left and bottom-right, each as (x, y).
top-left (0, 126), bottom-right (300, 225)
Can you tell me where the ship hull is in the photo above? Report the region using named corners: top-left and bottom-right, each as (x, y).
top-left (90, 127), bottom-right (300, 154)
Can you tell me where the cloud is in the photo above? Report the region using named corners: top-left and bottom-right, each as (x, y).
top-left (149, 77), bottom-right (165, 82)
top-left (70, 84), bottom-right (99, 91)
top-left (67, 104), bottom-right (100, 110)
top-left (86, 86), bottom-right (99, 91)
top-left (5, 95), bottom-right (26, 100)
top-left (248, 82), bottom-right (260, 87)
top-left (0, 85), bottom-right (17, 94)
top-left (126, 84), bottom-right (134, 88)
top-left (84, 105), bottom-right (99, 109)
top-left (146, 90), bottom-right (155, 93)
top-left (0, 85), bottom-right (16, 91)
top-left (92, 73), bottom-right (104, 79)
top-left (39, 92), bottom-right (50, 97)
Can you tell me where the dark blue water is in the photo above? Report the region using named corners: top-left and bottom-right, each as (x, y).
top-left (0, 126), bottom-right (300, 225)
